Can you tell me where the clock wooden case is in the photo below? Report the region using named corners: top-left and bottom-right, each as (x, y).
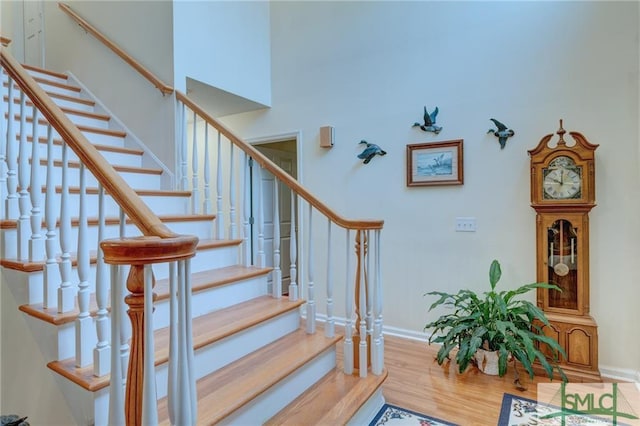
top-left (529, 120), bottom-right (601, 382)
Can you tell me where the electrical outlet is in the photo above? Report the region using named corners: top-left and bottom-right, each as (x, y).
top-left (455, 217), bottom-right (477, 232)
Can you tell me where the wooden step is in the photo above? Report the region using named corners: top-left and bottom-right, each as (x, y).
top-left (18, 134), bottom-right (144, 157)
top-left (14, 114), bottom-right (126, 138)
top-left (3, 85), bottom-right (95, 107)
top-left (266, 368), bottom-right (388, 425)
top-left (46, 295), bottom-right (299, 392)
top-left (157, 328), bottom-right (342, 425)
top-left (12, 252), bottom-right (255, 325)
top-left (7, 97), bottom-right (110, 121)
top-left (20, 63), bottom-right (69, 81)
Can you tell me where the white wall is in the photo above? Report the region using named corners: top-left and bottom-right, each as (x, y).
top-left (42, 0), bottom-right (176, 172)
top-left (173, 0), bottom-right (271, 106)
top-left (222, 1), bottom-right (640, 375)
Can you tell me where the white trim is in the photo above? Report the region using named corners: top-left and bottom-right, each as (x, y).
top-left (314, 314), bottom-right (640, 382)
top-left (65, 72), bottom-right (175, 188)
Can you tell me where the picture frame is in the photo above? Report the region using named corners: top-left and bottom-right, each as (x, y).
top-left (406, 139), bottom-right (463, 186)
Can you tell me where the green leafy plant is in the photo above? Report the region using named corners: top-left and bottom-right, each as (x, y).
top-left (424, 260), bottom-right (567, 387)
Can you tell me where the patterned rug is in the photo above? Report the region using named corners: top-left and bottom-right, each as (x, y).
top-left (498, 393), bottom-right (622, 425)
top-left (369, 404), bottom-right (457, 426)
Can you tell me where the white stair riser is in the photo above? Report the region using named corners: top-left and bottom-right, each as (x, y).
top-left (3, 69), bottom-right (70, 86)
top-left (7, 139), bottom-right (144, 168)
top-left (27, 162), bottom-right (161, 190)
top-left (154, 309), bottom-right (299, 403)
top-left (9, 119), bottom-right (125, 147)
top-left (221, 348), bottom-right (337, 426)
top-left (1, 219), bottom-right (215, 261)
top-left (8, 108), bottom-right (109, 130)
top-left (152, 274), bottom-right (268, 330)
top-left (347, 389), bottom-right (385, 426)
top-left (11, 139), bottom-right (140, 169)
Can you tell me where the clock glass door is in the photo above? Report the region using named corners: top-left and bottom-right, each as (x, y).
top-left (547, 219), bottom-right (578, 310)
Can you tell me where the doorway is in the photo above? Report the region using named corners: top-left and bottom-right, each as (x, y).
top-left (252, 139), bottom-right (298, 296)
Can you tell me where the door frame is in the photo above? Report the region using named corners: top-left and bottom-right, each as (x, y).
top-left (247, 131), bottom-right (303, 294)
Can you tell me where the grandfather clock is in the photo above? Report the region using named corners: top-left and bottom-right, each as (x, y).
top-left (529, 120), bottom-right (601, 382)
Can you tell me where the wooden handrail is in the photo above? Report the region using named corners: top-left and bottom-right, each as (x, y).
top-left (176, 91), bottom-right (384, 231)
top-left (1, 36), bottom-right (11, 46)
top-left (57, 2), bottom-right (173, 96)
top-left (0, 49), bottom-right (176, 238)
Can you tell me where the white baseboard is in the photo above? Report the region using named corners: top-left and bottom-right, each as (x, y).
top-left (312, 313), bottom-right (640, 383)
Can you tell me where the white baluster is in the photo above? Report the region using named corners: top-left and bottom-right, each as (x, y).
top-left (366, 230), bottom-right (373, 335)
top-left (5, 77), bottom-right (18, 219)
top-left (94, 184), bottom-right (110, 376)
top-left (76, 163), bottom-right (91, 367)
top-left (118, 208), bottom-right (130, 385)
top-left (179, 103), bottom-right (188, 191)
top-left (216, 131), bottom-right (224, 239)
top-left (141, 265), bottom-right (159, 425)
top-left (167, 262), bottom-right (178, 424)
top-left (256, 165), bottom-right (265, 267)
top-left (372, 229), bottom-right (384, 375)
top-left (108, 264), bottom-right (125, 426)
top-left (242, 155), bottom-right (251, 266)
top-left (272, 178), bottom-right (282, 298)
top-left (0, 73), bottom-right (6, 220)
top-left (43, 124), bottom-right (59, 309)
top-left (229, 144), bottom-right (237, 239)
top-left (176, 260), bottom-right (195, 424)
top-left (202, 124), bottom-right (211, 214)
top-left (191, 113), bottom-right (199, 214)
top-left (185, 260), bottom-right (197, 422)
top-left (57, 142), bottom-right (74, 313)
top-left (28, 106), bottom-right (43, 261)
top-left (306, 204), bottom-right (316, 334)
top-left (17, 91), bottom-right (30, 260)
top-left (325, 220), bottom-right (334, 338)
top-left (288, 191), bottom-right (298, 301)
top-left (359, 230), bottom-right (368, 378)
top-left (343, 229), bottom-right (354, 375)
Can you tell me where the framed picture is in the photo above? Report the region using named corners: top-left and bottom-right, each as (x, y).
top-left (406, 139), bottom-right (463, 186)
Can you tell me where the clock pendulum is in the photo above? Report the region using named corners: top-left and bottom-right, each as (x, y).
top-left (528, 120), bottom-right (602, 382)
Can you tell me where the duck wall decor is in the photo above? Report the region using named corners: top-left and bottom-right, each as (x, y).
top-left (413, 106), bottom-right (442, 134)
top-left (487, 118), bottom-right (515, 149)
top-left (357, 140), bottom-right (387, 164)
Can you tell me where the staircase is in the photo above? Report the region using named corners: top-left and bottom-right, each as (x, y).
top-left (0, 52), bottom-right (386, 424)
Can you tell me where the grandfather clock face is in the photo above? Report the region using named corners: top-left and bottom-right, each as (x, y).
top-left (542, 156), bottom-right (582, 200)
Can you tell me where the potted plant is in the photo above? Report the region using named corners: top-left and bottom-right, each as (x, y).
top-left (424, 259), bottom-right (567, 388)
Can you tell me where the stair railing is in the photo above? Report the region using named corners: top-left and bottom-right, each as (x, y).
top-left (176, 92), bottom-right (386, 377)
top-left (1, 48), bottom-right (197, 425)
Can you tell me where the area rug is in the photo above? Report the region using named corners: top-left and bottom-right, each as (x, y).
top-left (369, 403), bottom-right (458, 426)
top-left (498, 393), bottom-right (620, 425)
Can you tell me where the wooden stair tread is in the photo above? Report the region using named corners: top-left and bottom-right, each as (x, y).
top-left (20, 63), bottom-right (69, 80)
top-left (266, 368), bottom-right (388, 425)
top-left (36, 158), bottom-right (162, 175)
top-left (3, 88), bottom-right (95, 106)
top-left (18, 134), bottom-right (144, 156)
top-left (16, 115), bottom-right (126, 138)
top-left (157, 329), bottom-right (342, 425)
top-left (16, 262), bottom-right (260, 324)
top-left (47, 295), bottom-right (302, 392)
top-left (0, 214), bottom-right (216, 230)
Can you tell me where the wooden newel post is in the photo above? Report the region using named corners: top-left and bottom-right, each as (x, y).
top-left (101, 235), bottom-right (198, 426)
top-left (353, 230), bottom-right (371, 373)
top-left (124, 264), bottom-right (156, 426)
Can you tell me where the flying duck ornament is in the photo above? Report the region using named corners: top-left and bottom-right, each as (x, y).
top-left (357, 140), bottom-right (387, 164)
top-left (413, 106), bottom-right (442, 134)
top-left (487, 118), bottom-right (515, 149)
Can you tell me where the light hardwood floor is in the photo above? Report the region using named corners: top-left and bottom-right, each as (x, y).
top-left (338, 334), bottom-right (563, 425)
